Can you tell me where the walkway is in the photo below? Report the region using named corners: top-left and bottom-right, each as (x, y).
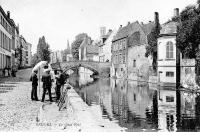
top-left (0, 68), bottom-right (126, 132)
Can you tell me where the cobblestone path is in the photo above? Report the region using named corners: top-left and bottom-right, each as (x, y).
top-left (0, 68), bottom-right (79, 132)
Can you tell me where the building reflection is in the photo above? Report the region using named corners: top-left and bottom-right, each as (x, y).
top-left (111, 79), bottom-right (158, 130)
top-left (68, 72), bottom-right (200, 131)
top-left (157, 86), bottom-right (177, 132)
top-left (176, 89), bottom-right (198, 131)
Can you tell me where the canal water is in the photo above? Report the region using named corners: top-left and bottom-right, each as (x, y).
top-left (67, 72), bottom-right (200, 132)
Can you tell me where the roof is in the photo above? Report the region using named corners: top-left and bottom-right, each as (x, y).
top-left (98, 30), bottom-right (113, 47)
top-left (113, 21), bottom-right (139, 41)
top-left (79, 35), bottom-right (91, 48)
top-left (112, 21), bottom-right (154, 42)
top-left (86, 45), bottom-right (99, 55)
top-left (141, 22), bottom-right (154, 35)
top-left (160, 21), bottom-right (178, 35)
top-left (0, 6), bottom-right (13, 26)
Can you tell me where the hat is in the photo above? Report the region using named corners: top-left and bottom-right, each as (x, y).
top-left (44, 68), bottom-right (51, 73)
top-left (33, 69), bottom-right (38, 73)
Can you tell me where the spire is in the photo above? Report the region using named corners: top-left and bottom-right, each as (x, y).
top-left (67, 40), bottom-right (70, 49)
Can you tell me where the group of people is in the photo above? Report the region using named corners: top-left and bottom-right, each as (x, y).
top-left (30, 68), bottom-right (65, 102)
top-left (2, 65), bottom-right (17, 77)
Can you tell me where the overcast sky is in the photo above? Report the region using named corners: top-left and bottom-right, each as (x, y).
top-left (0, 0), bottom-right (197, 54)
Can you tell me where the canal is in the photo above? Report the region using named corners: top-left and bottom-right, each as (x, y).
top-left (67, 70), bottom-right (200, 132)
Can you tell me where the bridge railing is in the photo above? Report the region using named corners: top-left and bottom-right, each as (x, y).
top-left (60, 60), bottom-right (110, 64)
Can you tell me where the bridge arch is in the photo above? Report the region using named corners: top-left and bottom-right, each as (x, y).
top-left (51, 61), bottom-right (111, 76)
top-left (63, 63), bottom-right (98, 75)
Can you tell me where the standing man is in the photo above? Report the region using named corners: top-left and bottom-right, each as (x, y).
top-left (59, 70), bottom-right (66, 98)
top-left (30, 70), bottom-right (39, 101)
top-left (55, 71), bottom-right (61, 101)
top-left (41, 69), bottom-right (53, 102)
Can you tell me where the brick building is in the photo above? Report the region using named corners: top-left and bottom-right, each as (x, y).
top-left (0, 6), bottom-right (13, 75)
top-left (111, 18), bottom-right (154, 80)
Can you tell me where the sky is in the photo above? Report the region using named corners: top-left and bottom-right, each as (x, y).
top-left (0, 0), bottom-right (197, 54)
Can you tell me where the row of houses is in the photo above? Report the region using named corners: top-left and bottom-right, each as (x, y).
top-left (0, 6), bottom-right (32, 76)
top-left (100, 8), bottom-right (195, 87)
top-left (50, 8), bottom-right (195, 87)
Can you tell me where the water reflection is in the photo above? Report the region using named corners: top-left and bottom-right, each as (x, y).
top-left (68, 73), bottom-right (200, 132)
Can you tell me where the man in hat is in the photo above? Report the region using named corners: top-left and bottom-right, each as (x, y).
top-left (41, 68), bottom-right (53, 102)
top-left (30, 69), bottom-right (39, 101)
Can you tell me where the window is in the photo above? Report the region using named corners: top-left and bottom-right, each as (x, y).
top-left (123, 53), bottom-right (126, 64)
top-left (116, 55), bottom-right (118, 64)
top-left (123, 39), bottom-right (126, 49)
top-left (119, 53), bottom-right (122, 63)
top-left (133, 60), bottom-right (136, 67)
top-left (185, 67), bottom-right (191, 74)
top-left (166, 72), bottom-right (174, 77)
top-left (166, 96), bottom-right (174, 102)
top-left (119, 40), bottom-right (122, 50)
top-left (166, 41), bottom-right (173, 59)
top-left (134, 94), bottom-right (136, 101)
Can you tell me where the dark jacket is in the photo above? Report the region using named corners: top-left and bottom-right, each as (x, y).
top-left (30, 73), bottom-right (38, 86)
top-left (56, 74), bottom-right (65, 86)
top-left (42, 74), bottom-right (52, 88)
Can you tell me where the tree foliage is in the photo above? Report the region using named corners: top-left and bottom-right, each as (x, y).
top-left (145, 14), bottom-right (160, 71)
top-left (176, 2), bottom-right (200, 58)
top-left (15, 44), bottom-right (23, 68)
top-left (31, 53), bottom-right (40, 66)
top-left (36, 36), bottom-right (51, 62)
top-left (71, 33), bottom-right (88, 60)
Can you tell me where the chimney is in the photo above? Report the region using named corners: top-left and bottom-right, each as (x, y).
top-left (100, 27), bottom-right (106, 36)
top-left (174, 8), bottom-right (179, 17)
top-left (108, 29), bottom-right (112, 32)
top-left (140, 22), bottom-right (144, 25)
top-left (7, 11), bottom-right (10, 18)
top-left (127, 22), bottom-right (130, 25)
top-left (120, 25), bottom-right (122, 28)
top-left (154, 12), bottom-right (159, 24)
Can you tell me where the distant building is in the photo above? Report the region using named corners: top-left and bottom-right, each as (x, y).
top-left (111, 19), bottom-right (154, 81)
top-left (79, 35), bottom-right (99, 61)
top-left (26, 42), bottom-right (32, 66)
top-left (98, 27), bottom-right (117, 62)
top-left (50, 40), bottom-right (73, 64)
top-left (0, 6), bottom-right (13, 75)
top-left (66, 54), bottom-right (73, 61)
top-left (14, 24), bottom-right (20, 66)
top-left (50, 50), bottom-right (62, 63)
top-left (157, 9), bottom-right (179, 85)
top-left (18, 36), bottom-right (32, 67)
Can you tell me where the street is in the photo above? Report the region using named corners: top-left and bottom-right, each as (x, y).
top-left (0, 68), bottom-right (79, 132)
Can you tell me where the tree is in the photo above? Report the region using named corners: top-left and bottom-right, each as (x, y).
top-left (145, 12), bottom-right (160, 71)
top-left (176, 4), bottom-right (200, 58)
top-left (15, 44), bottom-right (23, 68)
top-left (36, 36), bottom-right (51, 62)
top-left (71, 33), bottom-right (88, 60)
top-left (31, 53), bottom-right (40, 66)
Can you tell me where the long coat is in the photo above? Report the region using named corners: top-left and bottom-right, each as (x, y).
top-left (41, 74), bottom-right (52, 88)
top-left (30, 73), bottom-right (38, 86)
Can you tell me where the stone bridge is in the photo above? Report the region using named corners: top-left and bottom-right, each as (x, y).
top-left (51, 61), bottom-right (111, 75)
